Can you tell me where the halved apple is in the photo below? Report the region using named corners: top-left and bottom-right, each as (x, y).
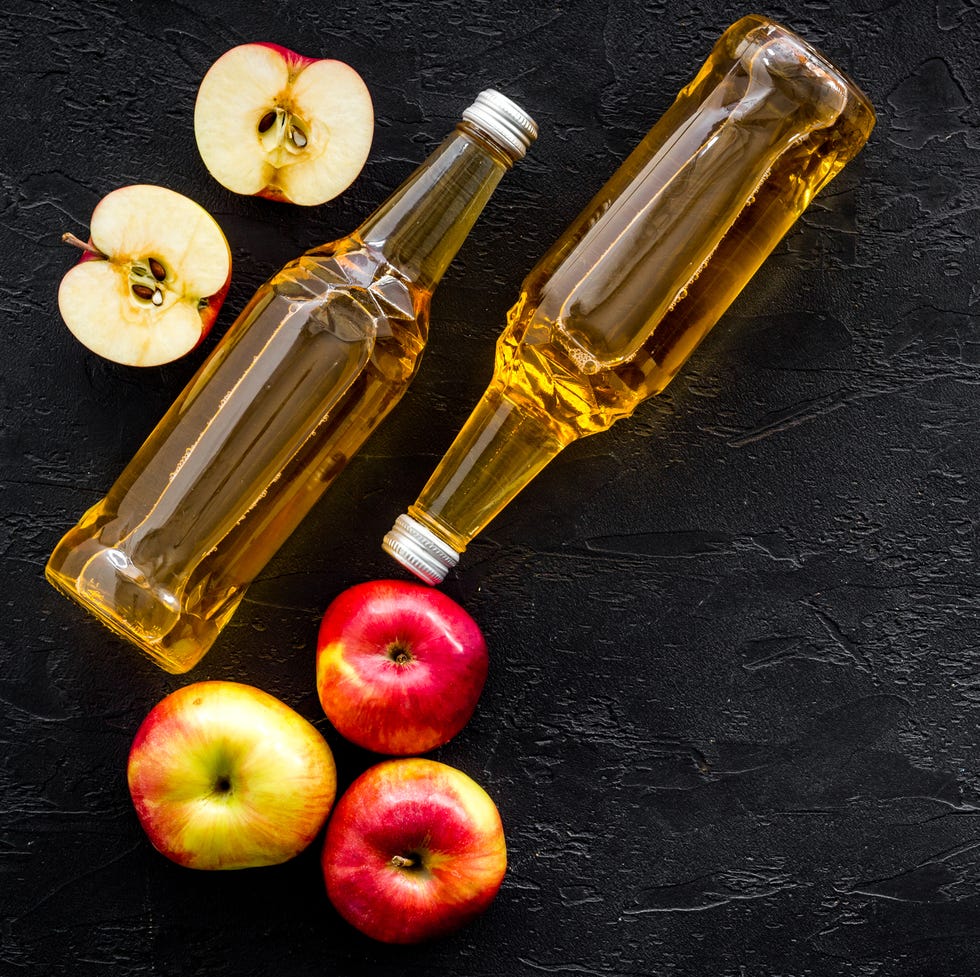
top-left (194, 43), bottom-right (374, 206)
top-left (58, 185), bottom-right (232, 367)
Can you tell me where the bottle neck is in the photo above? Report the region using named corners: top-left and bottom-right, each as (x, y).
top-left (356, 123), bottom-right (512, 291)
top-left (385, 382), bottom-right (567, 582)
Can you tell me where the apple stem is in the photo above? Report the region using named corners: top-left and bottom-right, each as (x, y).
top-left (390, 854), bottom-right (416, 869)
top-left (62, 232), bottom-right (106, 259)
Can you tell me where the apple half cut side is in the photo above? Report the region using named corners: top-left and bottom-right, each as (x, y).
top-left (194, 43), bottom-right (374, 206)
top-left (58, 185), bottom-right (231, 367)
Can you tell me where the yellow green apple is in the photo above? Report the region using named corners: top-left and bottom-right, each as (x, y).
top-left (127, 681), bottom-right (336, 870)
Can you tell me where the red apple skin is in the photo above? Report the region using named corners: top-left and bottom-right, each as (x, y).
top-left (76, 242), bottom-right (100, 265)
top-left (194, 273), bottom-right (230, 348)
top-left (128, 681), bottom-right (336, 870)
top-left (316, 580), bottom-right (489, 754)
top-left (323, 758), bottom-right (507, 943)
top-left (253, 42), bottom-right (318, 69)
top-left (255, 184), bottom-right (292, 204)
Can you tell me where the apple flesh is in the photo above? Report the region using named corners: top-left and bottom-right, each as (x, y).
top-left (194, 43), bottom-right (373, 206)
top-left (323, 758), bottom-right (507, 943)
top-left (58, 185), bottom-right (231, 367)
top-left (127, 681), bottom-right (336, 870)
top-left (316, 580), bottom-right (489, 755)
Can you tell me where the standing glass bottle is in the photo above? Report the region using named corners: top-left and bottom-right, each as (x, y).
top-left (383, 17), bottom-right (875, 584)
top-left (47, 90), bottom-right (537, 673)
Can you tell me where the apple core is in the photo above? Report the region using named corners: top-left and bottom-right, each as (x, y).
top-left (256, 106), bottom-right (311, 159)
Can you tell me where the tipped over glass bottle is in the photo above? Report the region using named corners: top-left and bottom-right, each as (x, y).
top-left (47, 90), bottom-right (537, 673)
top-left (383, 17), bottom-right (875, 584)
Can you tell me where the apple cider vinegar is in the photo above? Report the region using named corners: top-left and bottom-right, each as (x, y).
top-left (47, 91), bottom-right (537, 673)
top-left (384, 17), bottom-right (875, 583)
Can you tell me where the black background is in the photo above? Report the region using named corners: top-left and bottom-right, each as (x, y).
top-left (2, 1), bottom-right (979, 974)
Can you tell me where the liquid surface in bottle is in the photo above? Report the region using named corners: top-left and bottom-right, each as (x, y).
top-left (411, 18), bottom-right (875, 553)
top-left (47, 241), bottom-right (428, 671)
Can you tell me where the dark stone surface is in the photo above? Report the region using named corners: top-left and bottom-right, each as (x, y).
top-left (2, 0), bottom-right (979, 974)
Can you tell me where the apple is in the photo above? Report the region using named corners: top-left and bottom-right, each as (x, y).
top-left (194, 43), bottom-right (374, 206)
top-left (316, 580), bottom-right (489, 755)
top-left (58, 185), bottom-right (231, 367)
top-left (127, 681), bottom-right (336, 870)
top-left (323, 758), bottom-right (506, 943)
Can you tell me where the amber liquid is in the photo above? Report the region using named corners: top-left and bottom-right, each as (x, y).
top-left (46, 243), bottom-right (429, 670)
top-left (408, 17), bottom-right (876, 555)
top-left (47, 123), bottom-right (512, 671)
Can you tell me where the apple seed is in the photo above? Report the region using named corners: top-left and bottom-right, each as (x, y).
top-left (127, 258), bottom-right (169, 307)
top-left (132, 283), bottom-right (156, 301)
top-left (256, 106), bottom-right (311, 156)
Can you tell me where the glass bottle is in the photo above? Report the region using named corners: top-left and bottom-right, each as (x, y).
top-left (383, 17), bottom-right (875, 584)
top-left (47, 90), bottom-right (538, 673)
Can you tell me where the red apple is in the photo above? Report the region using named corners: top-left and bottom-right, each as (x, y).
top-left (194, 43), bottom-right (374, 205)
top-left (316, 580), bottom-right (489, 755)
top-left (127, 681), bottom-right (336, 870)
top-left (58, 185), bottom-right (231, 367)
top-left (323, 758), bottom-right (506, 942)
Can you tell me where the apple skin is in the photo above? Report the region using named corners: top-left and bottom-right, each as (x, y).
top-left (197, 276), bottom-right (230, 344)
top-left (316, 580), bottom-right (489, 754)
top-left (127, 681), bottom-right (336, 870)
top-left (322, 758), bottom-right (507, 943)
top-left (254, 41), bottom-right (317, 70)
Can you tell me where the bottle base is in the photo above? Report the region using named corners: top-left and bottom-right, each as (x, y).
top-left (45, 540), bottom-right (227, 674)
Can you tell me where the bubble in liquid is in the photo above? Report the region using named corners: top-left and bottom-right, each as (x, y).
top-left (566, 344), bottom-right (600, 375)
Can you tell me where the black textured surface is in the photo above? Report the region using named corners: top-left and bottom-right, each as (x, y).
top-left (2, 1), bottom-right (979, 974)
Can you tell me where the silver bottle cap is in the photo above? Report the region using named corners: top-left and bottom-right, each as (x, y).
top-left (462, 89), bottom-right (538, 161)
top-left (383, 513), bottom-right (460, 585)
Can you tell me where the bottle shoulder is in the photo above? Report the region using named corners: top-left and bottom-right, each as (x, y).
top-left (494, 292), bottom-right (664, 437)
top-left (260, 242), bottom-right (428, 347)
